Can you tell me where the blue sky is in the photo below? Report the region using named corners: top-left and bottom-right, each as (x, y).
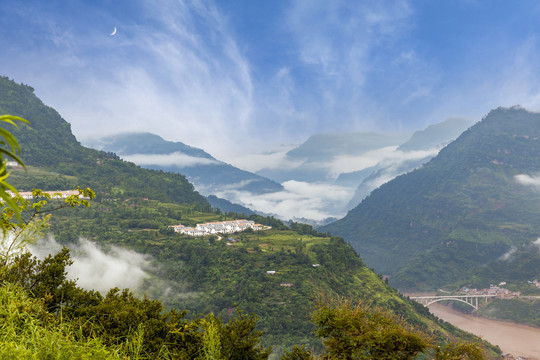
top-left (2, 0), bottom-right (540, 162)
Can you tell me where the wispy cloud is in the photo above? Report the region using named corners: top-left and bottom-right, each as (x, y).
top-left (499, 246), bottom-right (516, 261)
top-left (5, 0), bottom-right (540, 168)
top-left (281, 1), bottom-right (430, 130)
top-left (2, 0), bottom-right (254, 158)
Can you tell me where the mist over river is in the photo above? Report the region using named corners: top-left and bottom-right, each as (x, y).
top-left (429, 304), bottom-right (540, 359)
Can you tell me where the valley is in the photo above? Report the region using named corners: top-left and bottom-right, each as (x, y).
top-left (3, 2), bottom-right (540, 358)
top-left (0, 76), bottom-right (505, 358)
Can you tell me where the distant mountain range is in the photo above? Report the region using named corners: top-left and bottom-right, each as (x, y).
top-left (257, 132), bottom-right (409, 183)
top-left (322, 106), bottom-right (540, 291)
top-left (83, 132), bottom-right (283, 196)
top-left (83, 117), bottom-right (473, 222)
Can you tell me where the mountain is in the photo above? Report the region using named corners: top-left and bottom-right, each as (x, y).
top-left (286, 132), bottom-right (408, 160)
top-left (257, 132), bottom-right (409, 183)
top-left (398, 117), bottom-right (474, 151)
top-left (84, 132), bottom-right (283, 195)
top-left (0, 75), bottom-right (497, 354)
top-left (323, 106), bottom-right (540, 291)
top-left (341, 117), bottom-right (474, 210)
top-left (342, 155), bottom-right (432, 210)
top-left (206, 194), bottom-right (255, 215)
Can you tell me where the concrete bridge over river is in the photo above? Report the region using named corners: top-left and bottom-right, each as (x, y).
top-left (409, 294), bottom-right (497, 310)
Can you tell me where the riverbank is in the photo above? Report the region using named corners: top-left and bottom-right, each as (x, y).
top-left (429, 303), bottom-right (540, 359)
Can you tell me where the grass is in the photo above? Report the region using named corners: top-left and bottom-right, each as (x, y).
top-left (0, 284), bottom-right (121, 359)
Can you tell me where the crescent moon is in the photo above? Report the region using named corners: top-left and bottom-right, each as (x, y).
top-left (110, 27), bottom-right (117, 36)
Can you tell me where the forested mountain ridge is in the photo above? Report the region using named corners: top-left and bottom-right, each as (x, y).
top-left (323, 106), bottom-right (540, 291)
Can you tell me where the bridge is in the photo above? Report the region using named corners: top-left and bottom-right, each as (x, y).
top-left (409, 295), bottom-right (497, 310)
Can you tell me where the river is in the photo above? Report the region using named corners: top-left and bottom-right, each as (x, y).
top-left (429, 303), bottom-right (540, 359)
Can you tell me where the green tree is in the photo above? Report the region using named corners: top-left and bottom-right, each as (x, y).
top-left (434, 341), bottom-right (485, 360)
top-left (312, 297), bottom-right (430, 360)
top-left (281, 345), bottom-right (313, 360)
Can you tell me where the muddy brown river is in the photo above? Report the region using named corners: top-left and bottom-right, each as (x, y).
top-left (429, 303), bottom-right (540, 359)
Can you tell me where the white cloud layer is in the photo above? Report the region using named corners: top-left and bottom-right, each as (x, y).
top-left (30, 237), bottom-right (150, 293)
top-left (326, 146), bottom-right (440, 178)
top-left (122, 152), bottom-right (219, 167)
top-left (215, 180), bottom-right (355, 221)
top-left (515, 174), bottom-right (540, 187)
top-left (533, 238), bottom-right (540, 252)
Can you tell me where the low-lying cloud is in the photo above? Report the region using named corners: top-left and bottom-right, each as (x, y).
top-left (214, 180), bottom-right (354, 221)
top-left (533, 237), bottom-right (540, 252)
top-left (30, 237), bottom-right (151, 293)
top-left (499, 246), bottom-right (517, 261)
top-left (227, 145), bottom-right (301, 173)
top-left (327, 146), bottom-right (440, 178)
top-left (515, 173), bottom-right (540, 187)
top-left (122, 152), bottom-right (219, 168)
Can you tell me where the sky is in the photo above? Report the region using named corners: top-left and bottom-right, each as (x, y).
top-left (2, 0), bottom-right (540, 165)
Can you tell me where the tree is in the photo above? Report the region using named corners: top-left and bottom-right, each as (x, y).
top-left (312, 297), bottom-right (486, 360)
top-left (312, 297), bottom-right (430, 360)
top-left (434, 341), bottom-right (485, 360)
top-left (281, 345), bottom-right (313, 360)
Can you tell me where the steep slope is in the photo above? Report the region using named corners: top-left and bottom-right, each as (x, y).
top-left (206, 194), bottom-right (255, 215)
top-left (323, 107), bottom-right (540, 291)
top-left (398, 117), bottom-right (474, 151)
top-left (0, 76), bottom-right (208, 206)
top-left (84, 132), bottom-right (283, 195)
top-left (342, 117), bottom-right (474, 209)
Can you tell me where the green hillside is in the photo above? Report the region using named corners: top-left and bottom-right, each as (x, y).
top-left (323, 106), bottom-right (540, 292)
top-left (0, 76), bottom-right (208, 207)
top-left (0, 76), bottom-right (499, 355)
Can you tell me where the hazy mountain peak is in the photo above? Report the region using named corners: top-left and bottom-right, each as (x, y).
top-left (398, 117), bottom-right (474, 151)
top-left (83, 132), bottom-right (214, 159)
top-left (286, 131), bottom-right (410, 160)
top-left (84, 132), bottom-right (283, 196)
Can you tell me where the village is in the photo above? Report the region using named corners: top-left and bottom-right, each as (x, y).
top-left (169, 219), bottom-right (267, 236)
top-left (460, 283), bottom-right (521, 299)
top-left (15, 190), bottom-right (89, 200)
top-left (5, 189), bottom-right (92, 201)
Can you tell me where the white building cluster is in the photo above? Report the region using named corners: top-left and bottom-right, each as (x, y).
top-left (8, 190), bottom-right (90, 200)
top-left (462, 284), bottom-right (520, 299)
top-left (170, 219), bottom-right (264, 236)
